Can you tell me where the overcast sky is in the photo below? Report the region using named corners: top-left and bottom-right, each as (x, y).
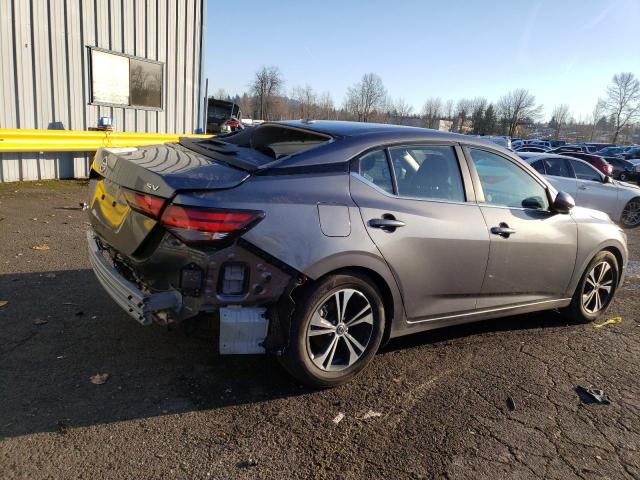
top-left (205, 0), bottom-right (640, 121)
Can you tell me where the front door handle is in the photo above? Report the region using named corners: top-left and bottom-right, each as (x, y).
top-left (369, 218), bottom-right (406, 231)
top-left (490, 222), bottom-right (516, 238)
top-left (579, 185), bottom-right (588, 190)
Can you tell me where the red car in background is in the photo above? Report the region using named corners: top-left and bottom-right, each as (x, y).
top-left (558, 152), bottom-right (613, 176)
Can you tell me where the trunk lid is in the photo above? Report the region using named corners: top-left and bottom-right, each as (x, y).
top-left (88, 142), bottom-right (251, 255)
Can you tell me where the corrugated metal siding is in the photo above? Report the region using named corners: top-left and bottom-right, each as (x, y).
top-left (0, 0), bottom-right (205, 182)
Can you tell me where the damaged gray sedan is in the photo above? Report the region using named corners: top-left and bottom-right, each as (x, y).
top-left (87, 121), bottom-right (627, 387)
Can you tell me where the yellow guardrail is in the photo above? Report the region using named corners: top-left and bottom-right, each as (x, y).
top-left (0, 128), bottom-right (211, 152)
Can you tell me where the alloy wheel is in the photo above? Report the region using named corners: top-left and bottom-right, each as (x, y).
top-left (305, 288), bottom-right (374, 372)
top-left (621, 200), bottom-right (640, 227)
top-left (582, 261), bottom-right (614, 314)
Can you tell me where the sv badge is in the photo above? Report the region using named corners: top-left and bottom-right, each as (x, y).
top-left (145, 183), bottom-right (160, 192)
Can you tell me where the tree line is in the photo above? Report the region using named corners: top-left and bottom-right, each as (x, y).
top-left (216, 68), bottom-right (640, 143)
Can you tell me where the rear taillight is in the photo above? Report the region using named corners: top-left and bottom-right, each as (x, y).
top-left (160, 205), bottom-right (264, 243)
top-left (123, 189), bottom-right (165, 218)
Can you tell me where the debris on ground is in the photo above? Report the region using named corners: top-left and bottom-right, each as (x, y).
top-left (506, 396), bottom-right (516, 411)
top-left (33, 318), bottom-right (48, 325)
top-left (44, 273), bottom-right (57, 278)
top-left (62, 302), bottom-right (80, 306)
top-left (237, 457), bottom-right (258, 469)
top-left (593, 317), bottom-right (622, 328)
top-left (576, 386), bottom-right (611, 405)
top-left (90, 373), bottom-right (110, 385)
top-left (332, 412), bottom-right (345, 424)
top-left (32, 244), bottom-right (50, 251)
top-left (0, 300), bottom-right (8, 308)
top-left (362, 410), bottom-right (382, 420)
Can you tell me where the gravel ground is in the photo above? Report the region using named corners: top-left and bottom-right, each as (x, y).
top-left (0, 180), bottom-right (639, 480)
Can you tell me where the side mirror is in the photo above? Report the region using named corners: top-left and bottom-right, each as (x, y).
top-left (553, 191), bottom-right (575, 214)
top-left (603, 175), bottom-right (613, 184)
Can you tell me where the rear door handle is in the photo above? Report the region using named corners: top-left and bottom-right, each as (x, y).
top-left (490, 222), bottom-right (516, 238)
top-left (369, 218), bottom-right (406, 230)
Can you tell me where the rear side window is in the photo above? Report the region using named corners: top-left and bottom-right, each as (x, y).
top-left (530, 160), bottom-right (546, 174)
top-left (388, 146), bottom-right (465, 202)
top-left (358, 150), bottom-right (393, 193)
top-left (543, 157), bottom-right (571, 178)
top-left (570, 159), bottom-right (601, 181)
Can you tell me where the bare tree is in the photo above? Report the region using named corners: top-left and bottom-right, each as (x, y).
top-left (605, 72), bottom-right (640, 143)
top-left (250, 66), bottom-right (284, 120)
top-left (214, 88), bottom-right (228, 100)
top-left (443, 99), bottom-right (454, 120)
top-left (497, 89), bottom-right (543, 137)
top-left (392, 97), bottom-right (413, 124)
top-left (589, 98), bottom-right (605, 141)
top-left (291, 84), bottom-right (317, 119)
top-left (454, 98), bottom-right (474, 133)
top-left (317, 91), bottom-right (335, 120)
top-left (344, 73), bottom-right (387, 122)
top-left (551, 104), bottom-right (570, 139)
top-left (471, 97), bottom-right (488, 134)
top-left (422, 97), bottom-right (442, 128)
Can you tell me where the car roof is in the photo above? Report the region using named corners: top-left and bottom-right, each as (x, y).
top-left (517, 152), bottom-right (581, 163)
top-left (274, 120), bottom-right (472, 142)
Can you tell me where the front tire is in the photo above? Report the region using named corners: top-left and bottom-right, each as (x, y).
top-left (279, 272), bottom-right (385, 388)
top-left (620, 197), bottom-right (640, 228)
top-left (565, 251), bottom-right (619, 323)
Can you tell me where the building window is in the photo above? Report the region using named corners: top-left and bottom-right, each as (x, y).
top-left (90, 48), bottom-right (163, 109)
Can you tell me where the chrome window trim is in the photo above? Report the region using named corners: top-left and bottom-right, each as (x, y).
top-left (350, 172), bottom-right (475, 207)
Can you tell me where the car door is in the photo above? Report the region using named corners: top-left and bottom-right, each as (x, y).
top-left (465, 147), bottom-right (578, 309)
top-left (568, 159), bottom-right (619, 218)
top-left (349, 145), bottom-right (490, 321)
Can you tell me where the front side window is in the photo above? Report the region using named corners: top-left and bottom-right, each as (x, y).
top-left (469, 148), bottom-right (549, 210)
top-left (358, 150), bottom-right (393, 193)
top-left (388, 146), bottom-right (465, 202)
top-left (570, 159), bottom-right (601, 182)
top-left (90, 49), bottom-right (163, 109)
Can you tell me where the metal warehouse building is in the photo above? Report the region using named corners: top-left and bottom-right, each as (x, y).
top-left (0, 0), bottom-right (206, 182)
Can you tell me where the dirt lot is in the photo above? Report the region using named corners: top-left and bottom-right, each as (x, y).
top-left (0, 181), bottom-right (639, 479)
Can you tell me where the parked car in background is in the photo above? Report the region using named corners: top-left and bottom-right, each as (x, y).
top-left (596, 146), bottom-right (626, 157)
top-left (549, 145), bottom-right (591, 154)
top-left (584, 143), bottom-right (616, 153)
top-left (605, 157), bottom-right (637, 182)
top-left (556, 151), bottom-right (613, 176)
top-left (86, 121), bottom-right (627, 387)
top-left (623, 147), bottom-right (640, 160)
top-left (627, 159), bottom-right (640, 183)
top-left (515, 145), bottom-right (550, 153)
top-left (519, 152), bottom-right (640, 228)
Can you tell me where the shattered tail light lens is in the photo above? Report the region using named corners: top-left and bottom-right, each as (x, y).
top-left (123, 189), bottom-right (166, 218)
top-left (160, 205), bottom-right (264, 243)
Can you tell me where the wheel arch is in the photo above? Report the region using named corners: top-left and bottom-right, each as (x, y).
top-left (302, 253), bottom-right (406, 345)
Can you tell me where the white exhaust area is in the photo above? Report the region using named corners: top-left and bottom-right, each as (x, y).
top-left (219, 306), bottom-right (269, 354)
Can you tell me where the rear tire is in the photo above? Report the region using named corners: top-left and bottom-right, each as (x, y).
top-left (565, 251), bottom-right (619, 323)
top-left (278, 272), bottom-right (385, 388)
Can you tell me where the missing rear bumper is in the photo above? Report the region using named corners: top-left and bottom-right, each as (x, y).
top-left (87, 232), bottom-right (182, 325)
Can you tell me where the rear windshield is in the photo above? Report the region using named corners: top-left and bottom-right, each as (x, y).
top-left (222, 124), bottom-right (331, 159)
top-left (180, 124), bottom-right (332, 171)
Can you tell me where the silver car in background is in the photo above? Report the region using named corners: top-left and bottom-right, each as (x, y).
top-left (519, 152), bottom-right (640, 228)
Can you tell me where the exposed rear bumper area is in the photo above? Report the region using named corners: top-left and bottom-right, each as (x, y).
top-left (87, 231), bottom-right (182, 326)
